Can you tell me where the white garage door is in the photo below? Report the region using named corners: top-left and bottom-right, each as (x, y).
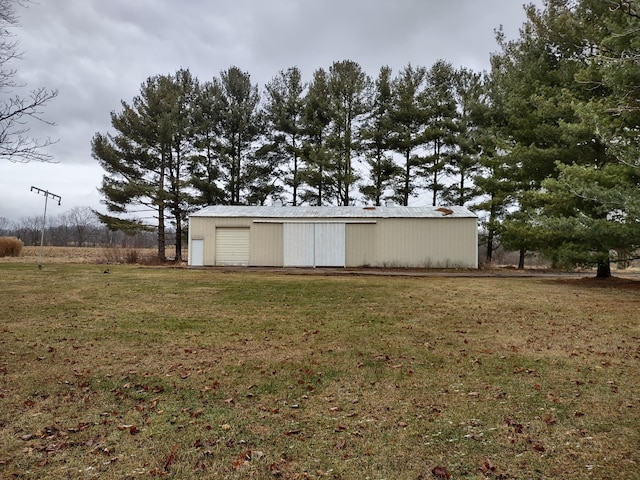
top-left (215, 228), bottom-right (250, 265)
top-left (315, 223), bottom-right (345, 267)
top-left (283, 223), bottom-right (345, 267)
top-left (283, 223), bottom-right (315, 267)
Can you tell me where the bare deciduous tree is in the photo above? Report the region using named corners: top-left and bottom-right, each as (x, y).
top-left (0, 0), bottom-right (57, 163)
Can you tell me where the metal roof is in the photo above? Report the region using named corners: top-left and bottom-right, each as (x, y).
top-left (190, 205), bottom-right (477, 219)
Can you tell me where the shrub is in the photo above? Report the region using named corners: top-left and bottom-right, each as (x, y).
top-left (101, 247), bottom-right (161, 265)
top-left (0, 237), bottom-right (24, 257)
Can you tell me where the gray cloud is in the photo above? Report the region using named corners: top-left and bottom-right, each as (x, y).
top-left (0, 0), bottom-right (541, 221)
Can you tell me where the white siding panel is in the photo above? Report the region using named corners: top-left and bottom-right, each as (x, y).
top-left (283, 223), bottom-right (314, 267)
top-left (215, 228), bottom-right (250, 265)
top-left (314, 223), bottom-right (345, 267)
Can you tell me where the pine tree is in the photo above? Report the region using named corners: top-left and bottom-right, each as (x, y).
top-left (190, 80), bottom-right (226, 207)
top-left (327, 60), bottom-right (371, 205)
top-left (359, 66), bottom-right (402, 206)
top-left (300, 68), bottom-right (334, 205)
top-left (213, 66), bottom-right (263, 205)
top-left (422, 60), bottom-right (459, 207)
top-left (441, 67), bottom-right (483, 207)
top-left (92, 75), bottom-right (175, 261)
top-left (387, 63), bottom-right (428, 206)
top-left (263, 67), bottom-right (306, 205)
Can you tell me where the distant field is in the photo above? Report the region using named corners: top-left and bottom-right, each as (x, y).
top-left (0, 246), bottom-right (163, 264)
top-left (0, 263), bottom-right (639, 479)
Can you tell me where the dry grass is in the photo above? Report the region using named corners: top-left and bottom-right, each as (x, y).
top-left (0, 263), bottom-right (639, 479)
top-left (0, 237), bottom-right (23, 257)
top-left (0, 246), bottom-right (161, 265)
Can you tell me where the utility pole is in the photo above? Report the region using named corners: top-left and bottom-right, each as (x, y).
top-left (30, 186), bottom-right (61, 269)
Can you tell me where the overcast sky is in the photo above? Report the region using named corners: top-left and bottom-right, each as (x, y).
top-left (0, 0), bottom-right (541, 223)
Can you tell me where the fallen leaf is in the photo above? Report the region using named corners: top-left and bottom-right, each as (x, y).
top-left (526, 437), bottom-right (545, 452)
top-left (163, 445), bottom-right (179, 471)
top-left (543, 412), bottom-right (556, 426)
top-left (269, 462), bottom-right (282, 476)
top-left (232, 450), bottom-right (252, 469)
top-left (479, 458), bottom-right (496, 475)
top-left (505, 416), bottom-right (524, 434)
top-left (432, 465), bottom-right (451, 479)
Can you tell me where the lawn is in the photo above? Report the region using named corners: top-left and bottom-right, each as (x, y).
top-left (0, 263), bottom-right (639, 479)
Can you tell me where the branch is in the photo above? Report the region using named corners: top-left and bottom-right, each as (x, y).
top-left (0, 87), bottom-right (58, 162)
top-left (610, 0), bottom-right (640, 19)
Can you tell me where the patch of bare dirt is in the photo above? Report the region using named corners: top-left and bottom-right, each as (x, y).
top-left (557, 276), bottom-right (640, 291)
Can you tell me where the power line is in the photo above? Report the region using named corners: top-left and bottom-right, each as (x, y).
top-left (30, 186), bottom-right (61, 269)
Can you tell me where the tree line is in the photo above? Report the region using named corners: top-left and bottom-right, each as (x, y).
top-left (91, 60), bottom-right (484, 262)
top-left (85, 0), bottom-right (639, 275)
top-left (0, 208), bottom-right (158, 249)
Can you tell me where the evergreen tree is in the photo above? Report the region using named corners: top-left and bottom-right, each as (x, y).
top-left (300, 68), bottom-right (334, 205)
top-left (164, 69), bottom-right (198, 261)
top-left (263, 67), bottom-right (306, 205)
top-left (483, 1), bottom-right (612, 267)
top-left (92, 74), bottom-right (176, 261)
top-left (190, 80), bottom-right (226, 207)
top-left (528, 0), bottom-right (640, 276)
top-left (327, 60), bottom-right (371, 205)
top-left (441, 67), bottom-right (483, 207)
top-left (534, 162), bottom-right (640, 277)
top-left (422, 60), bottom-right (459, 206)
top-left (213, 66), bottom-right (263, 205)
top-left (472, 64), bottom-right (520, 263)
top-left (359, 66), bottom-right (402, 205)
top-left (387, 63), bottom-right (428, 206)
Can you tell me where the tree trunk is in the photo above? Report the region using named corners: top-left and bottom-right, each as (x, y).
top-left (485, 230), bottom-right (493, 264)
top-left (518, 248), bottom-right (526, 270)
top-left (174, 216), bottom-right (182, 263)
top-left (404, 150), bottom-right (410, 206)
top-left (157, 205), bottom-right (166, 262)
top-left (485, 201), bottom-right (497, 264)
top-left (596, 260), bottom-right (611, 278)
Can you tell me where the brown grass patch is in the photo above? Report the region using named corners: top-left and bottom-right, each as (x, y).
top-left (0, 237), bottom-right (23, 257)
top-left (0, 246), bottom-right (162, 265)
top-left (558, 276), bottom-right (640, 291)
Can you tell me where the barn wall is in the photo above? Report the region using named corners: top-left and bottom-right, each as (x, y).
top-left (190, 217), bottom-right (254, 266)
top-left (374, 217), bottom-right (477, 268)
top-left (251, 223), bottom-right (283, 266)
top-left (345, 223), bottom-right (377, 267)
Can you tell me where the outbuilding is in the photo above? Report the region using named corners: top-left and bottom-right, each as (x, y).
top-left (188, 205), bottom-right (478, 269)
